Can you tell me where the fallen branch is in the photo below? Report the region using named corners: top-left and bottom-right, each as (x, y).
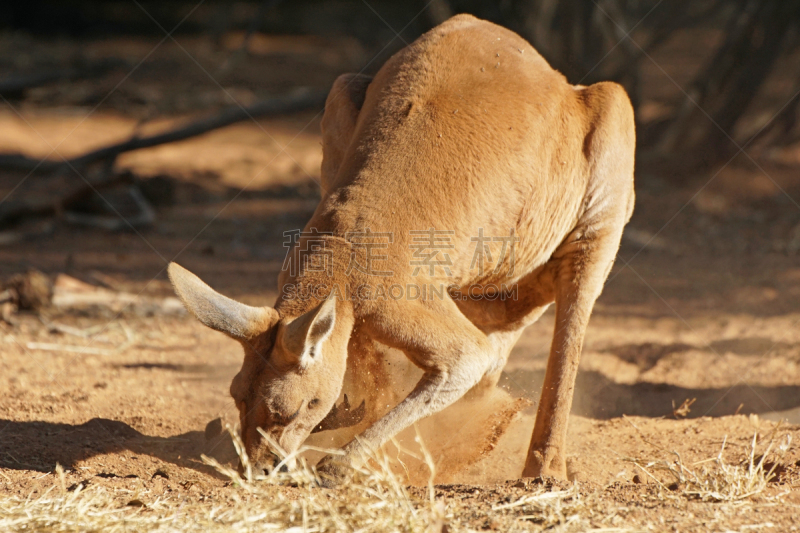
top-left (25, 342), bottom-right (114, 357)
top-left (0, 87), bottom-right (328, 172)
top-left (40, 315), bottom-right (113, 342)
top-left (52, 274), bottom-right (185, 317)
top-left (0, 59), bottom-right (125, 98)
top-left (0, 220), bottom-right (55, 246)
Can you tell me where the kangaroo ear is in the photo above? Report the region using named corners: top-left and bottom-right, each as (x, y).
top-left (168, 262), bottom-right (278, 341)
top-left (282, 295), bottom-right (337, 367)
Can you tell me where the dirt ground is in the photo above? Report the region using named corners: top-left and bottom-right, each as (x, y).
top-left (2, 29), bottom-right (800, 531)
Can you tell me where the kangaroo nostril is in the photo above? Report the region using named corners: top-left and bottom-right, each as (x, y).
top-left (245, 455), bottom-right (281, 477)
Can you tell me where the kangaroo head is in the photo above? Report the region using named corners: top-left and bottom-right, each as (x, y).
top-left (167, 263), bottom-right (354, 474)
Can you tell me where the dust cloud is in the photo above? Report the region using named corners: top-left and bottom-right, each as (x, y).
top-left (304, 344), bottom-right (536, 485)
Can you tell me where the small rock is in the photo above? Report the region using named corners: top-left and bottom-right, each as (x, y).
top-left (5, 269), bottom-right (52, 310)
top-left (67, 480), bottom-right (90, 491)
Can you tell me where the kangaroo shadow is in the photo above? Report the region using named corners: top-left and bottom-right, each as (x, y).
top-left (500, 367), bottom-right (800, 420)
top-left (605, 337), bottom-right (797, 372)
top-left (500, 369), bottom-right (800, 421)
top-left (500, 335), bottom-right (800, 419)
top-left (6, 334), bottom-right (798, 475)
top-left (0, 417), bottom-right (238, 475)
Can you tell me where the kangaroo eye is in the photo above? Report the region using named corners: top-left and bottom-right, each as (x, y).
top-left (308, 399), bottom-right (320, 409)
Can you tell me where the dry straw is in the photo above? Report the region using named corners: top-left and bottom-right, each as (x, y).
top-left (624, 423), bottom-right (790, 503)
top-left (493, 485), bottom-right (603, 530)
top-left (0, 422), bottom-right (786, 532)
top-left (0, 426), bottom-right (450, 533)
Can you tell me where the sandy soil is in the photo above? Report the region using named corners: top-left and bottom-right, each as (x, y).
top-left (2, 30), bottom-right (800, 531)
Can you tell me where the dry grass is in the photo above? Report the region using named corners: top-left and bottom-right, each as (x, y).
top-left (0, 425), bottom-right (619, 533)
top-left (0, 427), bottom-right (448, 532)
top-left (625, 427), bottom-right (790, 503)
top-left (0, 423), bottom-right (790, 532)
top-left (492, 484), bottom-right (622, 532)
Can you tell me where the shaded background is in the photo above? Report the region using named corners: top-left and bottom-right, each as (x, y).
top-left (1, 0), bottom-right (800, 500)
top-left (4, 0), bottom-right (800, 166)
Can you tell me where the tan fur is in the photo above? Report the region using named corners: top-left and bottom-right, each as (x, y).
top-left (169, 14), bottom-right (635, 482)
